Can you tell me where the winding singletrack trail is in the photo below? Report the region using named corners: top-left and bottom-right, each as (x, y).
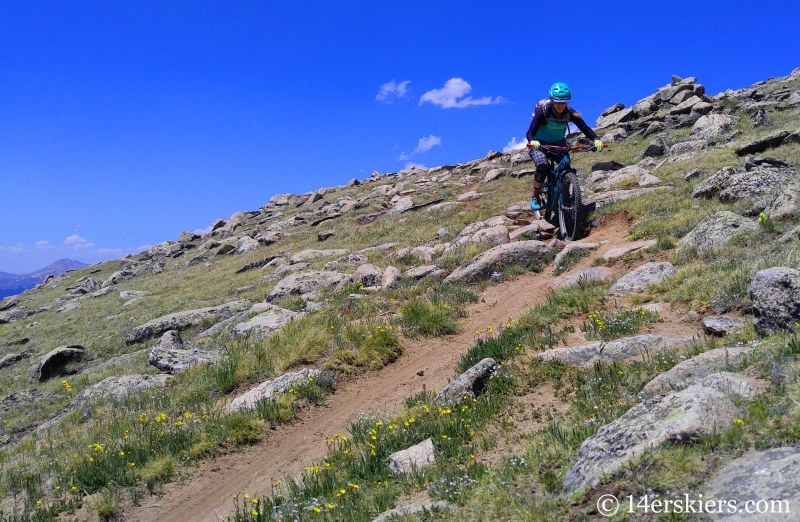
top-left (110, 216), bottom-right (638, 522)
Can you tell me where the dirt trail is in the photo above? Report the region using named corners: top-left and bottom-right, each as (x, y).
top-left (113, 215), bottom-right (646, 522)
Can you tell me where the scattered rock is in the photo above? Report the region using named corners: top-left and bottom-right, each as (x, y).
top-left (435, 358), bottom-right (497, 406)
top-left (233, 305), bottom-right (303, 339)
top-left (38, 345), bottom-right (87, 382)
top-left (765, 182), bottom-right (800, 221)
top-left (750, 267), bottom-right (800, 335)
top-left (382, 266), bottom-right (402, 289)
top-left (607, 262), bottom-right (675, 295)
top-left (317, 230), bottom-right (335, 242)
top-left (372, 501), bottom-right (451, 522)
top-left (0, 353), bottom-right (24, 369)
top-left (508, 220), bottom-right (557, 241)
top-left (148, 330), bottom-right (223, 374)
top-left (705, 448), bottom-right (800, 521)
top-left (537, 335), bottom-right (689, 367)
top-left (552, 242), bottom-right (598, 272)
top-left (126, 300), bottom-right (250, 343)
top-left (591, 160), bottom-right (624, 172)
top-left (702, 316), bottom-right (745, 336)
top-left (0, 389), bottom-right (60, 421)
top-left (699, 372), bottom-right (767, 400)
top-left (562, 385), bottom-right (740, 494)
top-left (267, 271), bottom-right (350, 303)
top-left (641, 346), bottom-right (755, 398)
top-left (455, 191), bottom-right (483, 202)
top-left (442, 241), bottom-right (552, 284)
top-left (751, 108), bottom-right (773, 127)
top-left (603, 240), bottom-right (657, 260)
top-left (403, 265), bottom-right (439, 280)
top-left (550, 267), bottom-right (614, 290)
top-left (387, 438), bottom-right (436, 475)
top-left (679, 211), bottom-right (758, 253)
top-left (226, 368), bottom-right (325, 412)
top-left (354, 263), bottom-right (385, 287)
top-left (690, 114), bottom-right (735, 140)
top-left (290, 249), bottom-right (349, 264)
top-left (735, 130), bottom-right (791, 156)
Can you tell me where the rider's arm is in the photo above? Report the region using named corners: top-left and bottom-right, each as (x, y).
top-left (526, 105), bottom-right (547, 142)
top-left (570, 112), bottom-right (600, 142)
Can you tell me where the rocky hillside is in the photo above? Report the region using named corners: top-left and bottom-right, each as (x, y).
top-left (1, 67), bottom-right (800, 521)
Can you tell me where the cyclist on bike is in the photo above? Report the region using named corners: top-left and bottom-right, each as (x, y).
top-left (526, 83), bottom-right (604, 210)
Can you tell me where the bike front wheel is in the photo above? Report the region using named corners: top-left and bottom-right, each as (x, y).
top-left (558, 170), bottom-right (582, 241)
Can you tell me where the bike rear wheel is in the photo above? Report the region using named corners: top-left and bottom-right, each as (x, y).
top-left (558, 170), bottom-right (582, 241)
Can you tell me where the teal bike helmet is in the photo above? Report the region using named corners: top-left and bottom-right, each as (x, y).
top-left (549, 82), bottom-right (571, 103)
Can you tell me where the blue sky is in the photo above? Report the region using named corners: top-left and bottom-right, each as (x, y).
top-left (1, 1), bottom-right (799, 274)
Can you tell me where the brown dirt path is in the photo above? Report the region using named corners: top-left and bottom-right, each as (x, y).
top-left (103, 216), bottom-right (641, 522)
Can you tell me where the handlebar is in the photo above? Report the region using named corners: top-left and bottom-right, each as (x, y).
top-left (539, 144), bottom-right (608, 152)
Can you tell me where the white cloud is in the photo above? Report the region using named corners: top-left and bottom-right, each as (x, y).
top-left (194, 225), bottom-right (213, 235)
top-left (376, 80), bottom-right (411, 103)
top-left (404, 162), bottom-right (426, 169)
top-left (8, 245), bottom-right (24, 254)
top-left (503, 137), bottom-right (528, 152)
top-left (35, 240), bottom-right (55, 250)
top-left (399, 134), bottom-right (442, 160)
top-left (419, 78), bottom-right (504, 109)
top-left (64, 234), bottom-right (95, 250)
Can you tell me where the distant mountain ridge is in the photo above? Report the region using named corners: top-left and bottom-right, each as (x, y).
top-left (0, 259), bottom-right (88, 299)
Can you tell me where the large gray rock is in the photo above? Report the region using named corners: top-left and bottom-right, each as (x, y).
top-left (443, 241), bottom-right (551, 284)
top-left (0, 353), bottom-right (24, 370)
top-left (641, 346), bottom-right (755, 398)
top-left (226, 368), bottom-right (325, 412)
top-left (699, 372), bottom-right (767, 400)
top-left (606, 262), bottom-right (675, 295)
top-left (233, 305), bottom-right (302, 339)
top-left (479, 168), bottom-right (511, 184)
top-left (231, 236), bottom-right (260, 255)
top-left (435, 358), bottom-right (497, 406)
top-left (387, 438), bottom-right (436, 475)
top-left (690, 114), bottom-right (735, 140)
top-left (536, 335), bottom-right (689, 367)
top-left (562, 385), bottom-right (740, 494)
top-left (38, 345), bottom-right (87, 382)
top-left (750, 267), bottom-right (800, 335)
top-left (382, 266), bottom-right (402, 289)
top-left (669, 139), bottom-right (707, 156)
top-left (595, 107), bottom-right (636, 129)
top-left (354, 263), bottom-right (385, 287)
top-left (679, 211), bottom-right (759, 253)
top-left (126, 300), bottom-right (250, 343)
top-left (702, 316), bottom-right (745, 336)
top-left (735, 130), bottom-right (791, 156)
top-left (552, 242), bottom-right (598, 272)
top-left (765, 182), bottom-right (800, 221)
top-left (148, 330), bottom-right (223, 374)
top-left (692, 166), bottom-right (798, 212)
top-left (289, 249), bottom-right (349, 264)
top-left (705, 448), bottom-right (800, 521)
top-left (267, 270), bottom-right (350, 302)
top-left (403, 265), bottom-right (439, 280)
top-left (594, 166), bottom-right (658, 193)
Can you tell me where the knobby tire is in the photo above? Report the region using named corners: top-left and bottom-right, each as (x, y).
top-left (558, 170), bottom-right (582, 241)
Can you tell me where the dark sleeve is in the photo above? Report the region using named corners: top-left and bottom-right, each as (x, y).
top-left (571, 111), bottom-right (600, 141)
top-left (526, 105), bottom-right (546, 142)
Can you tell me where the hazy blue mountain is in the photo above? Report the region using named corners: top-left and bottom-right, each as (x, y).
top-left (0, 259), bottom-right (88, 299)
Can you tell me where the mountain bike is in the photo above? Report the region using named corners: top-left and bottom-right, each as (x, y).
top-left (531, 144), bottom-right (605, 241)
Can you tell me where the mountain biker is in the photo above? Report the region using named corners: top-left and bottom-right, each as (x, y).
top-left (526, 83), bottom-right (604, 210)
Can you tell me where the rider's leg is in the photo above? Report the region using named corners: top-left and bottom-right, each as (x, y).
top-left (528, 149), bottom-right (549, 210)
